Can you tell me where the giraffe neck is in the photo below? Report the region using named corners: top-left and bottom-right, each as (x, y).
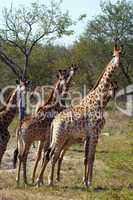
top-left (40, 76), bottom-right (72, 112)
top-left (98, 56), bottom-right (119, 87)
top-left (40, 80), bottom-right (61, 111)
top-left (43, 89), bottom-right (55, 107)
top-left (81, 55), bottom-right (119, 109)
top-left (1, 89), bottom-right (17, 126)
top-left (39, 80), bottom-right (71, 116)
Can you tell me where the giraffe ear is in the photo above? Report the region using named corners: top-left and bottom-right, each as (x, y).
top-left (56, 74), bottom-right (59, 79)
top-left (58, 69), bottom-right (62, 73)
top-left (26, 80), bottom-right (32, 85)
top-left (16, 80), bottom-right (19, 85)
top-left (56, 69), bottom-right (62, 79)
top-left (58, 69), bottom-right (63, 75)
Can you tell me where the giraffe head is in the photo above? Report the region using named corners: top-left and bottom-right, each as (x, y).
top-left (16, 78), bottom-right (31, 91)
top-left (113, 44), bottom-right (121, 57)
top-left (55, 64), bottom-right (79, 95)
top-left (35, 64), bottom-right (79, 112)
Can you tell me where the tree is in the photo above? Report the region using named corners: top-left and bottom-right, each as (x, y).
top-left (82, 0), bottom-right (133, 84)
top-left (0, 0), bottom-right (74, 80)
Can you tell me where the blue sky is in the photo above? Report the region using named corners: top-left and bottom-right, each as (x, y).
top-left (0, 0), bottom-right (117, 46)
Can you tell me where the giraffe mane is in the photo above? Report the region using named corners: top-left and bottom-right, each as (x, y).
top-left (43, 89), bottom-right (55, 107)
top-left (36, 81), bottom-right (57, 113)
top-left (90, 67), bottom-right (107, 92)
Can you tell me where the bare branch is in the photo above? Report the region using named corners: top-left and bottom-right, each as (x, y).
top-left (0, 1), bottom-right (73, 80)
top-left (0, 49), bottom-right (22, 78)
top-left (29, 28), bottom-right (58, 55)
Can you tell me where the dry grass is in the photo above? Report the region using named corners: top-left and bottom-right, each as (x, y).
top-left (0, 111), bottom-right (133, 200)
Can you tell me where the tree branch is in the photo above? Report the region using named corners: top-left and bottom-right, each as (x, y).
top-left (0, 49), bottom-right (22, 78)
top-left (29, 28), bottom-right (58, 55)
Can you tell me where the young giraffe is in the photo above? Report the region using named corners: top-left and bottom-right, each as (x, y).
top-left (16, 65), bottom-right (79, 184)
top-left (13, 81), bottom-right (63, 168)
top-left (13, 65), bottom-right (78, 168)
top-left (36, 45), bottom-right (121, 187)
top-left (56, 80), bottom-right (118, 182)
top-left (0, 80), bottom-right (28, 165)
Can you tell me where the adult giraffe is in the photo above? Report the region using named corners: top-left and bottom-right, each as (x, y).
top-left (56, 80), bottom-right (118, 182)
top-left (36, 45), bottom-right (121, 187)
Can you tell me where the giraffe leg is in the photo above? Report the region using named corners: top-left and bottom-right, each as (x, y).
top-left (56, 141), bottom-right (72, 182)
top-left (22, 144), bottom-right (31, 184)
top-left (83, 136), bottom-right (90, 186)
top-left (85, 133), bottom-right (98, 187)
top-left (36, 147), bottom-right (51, 187)
top-left (16, 153), bottom-right (22, 185)
top-left (0, 133), bottom-right (10, 165)
top-left (0, 144), bottom-right (7, 167)
top-left (48, 146), bottom-right (63, 186)
top-left (13, 147), bottom-right (18, 169)
top-left (32, 140), bottom-right (44, 183)
top-left (40, 139), bottom-right (50, 168)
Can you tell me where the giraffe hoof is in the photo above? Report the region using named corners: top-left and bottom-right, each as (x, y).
top-left (24, 180), bottom-right (28, 186)
top-left (48, 180), bottom-right (54, 187)
top-left (86, 182), bottom-right (91, 188)
top-left (56, 176), bottom-right (60, 182)
top-left (16, 178), bottom-right (20, 186)
top-left (35, 178), bottom-right (44, 187)
top-left (83, 180), bottom-right (91, 188)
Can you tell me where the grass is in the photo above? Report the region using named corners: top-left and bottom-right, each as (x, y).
top-left (0, 110), bottom-right (133, 200)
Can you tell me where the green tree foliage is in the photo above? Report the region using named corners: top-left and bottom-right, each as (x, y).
top-left (81, 0), bottom-right (133, 85)
top-left (0, 0), bottom-right (133, 92)
top-left (0, 0), bottom-right (74, 79)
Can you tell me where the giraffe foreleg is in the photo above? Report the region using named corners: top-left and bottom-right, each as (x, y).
top-left (13, 147), bottom-right (18, 169)
top-left (56, 141), bottom-right (72, 182)
top-left (32, 140), bottom-right (44, 183)
top-left (0, 144), bottom-right (8, 167)
top-left (40, 138), bottom-right (50, 168)
top-left (0, 132), bottom-right (10, 165)
top-left (48, 146), bottom-right (63, 186)
top-left (16, 153), bottom-right (22, 185)
top-left (85, 131), bottom-right (98, 187)
top-left (22, 143), bottom-right (31, 184)
top-left (36, 147), bottom-right (51, 187)
top-left (83, 136), bottom-right (90, 186)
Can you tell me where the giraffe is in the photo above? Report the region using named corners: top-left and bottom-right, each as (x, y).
top-left (15, 64), bottom-right (79, 184)
top-left (0, 79), bottom-right (29, 165)
top-left (55, 80), bottom-right (118, 182)
top-left (36, 45), bottom-right (121, 187)
top-left (13, 79), bottom-right (63, 167)
top-left (0, 89), bottom-right (17, 165)
top-left (13, 65), bottom-right (78, 168)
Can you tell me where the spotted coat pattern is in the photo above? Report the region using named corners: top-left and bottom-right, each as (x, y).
top-left (36, 46), bottom-right (121, 187)
top-left (0, 89), bottom-right (17, 164)
top-left (15, 65), bottom-right (79, 184)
